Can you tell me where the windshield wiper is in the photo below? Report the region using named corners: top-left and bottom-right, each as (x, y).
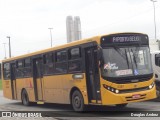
top-left (125, 49), bottom-right (130, 69)
top-left (130, 48), bottom-right (138, 68)
top-left (131, 41), bottom-right (141, 67)
top-left (113, 46), bottom-right (130, 69)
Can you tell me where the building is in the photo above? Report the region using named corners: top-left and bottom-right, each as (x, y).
top-left (66, 16), bottom-right (82, 43)
top-left (74, 16), bottom-right (82, 41)
top-left (66, 16), bottom-right (74, 43)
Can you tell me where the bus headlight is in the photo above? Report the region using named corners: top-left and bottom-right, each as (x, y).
top-left (103, 84), bottom-right (119, 94)
top-left (107, 87), bottom-right (110, 90)
top-left (115, 89), bottom-right (119, 94)
top-left (149, 82), bottom-right (154, 89)
top-left (149, 85), bottom-right (152, 89)
top-left (111, 88), bottom-right (114, 92)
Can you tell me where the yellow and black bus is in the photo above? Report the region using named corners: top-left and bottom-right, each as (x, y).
top-left (1, 32), bottom-right (156, 111)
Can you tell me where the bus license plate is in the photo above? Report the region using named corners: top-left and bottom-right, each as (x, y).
top-left (132, 94), bottom-right (141, 99)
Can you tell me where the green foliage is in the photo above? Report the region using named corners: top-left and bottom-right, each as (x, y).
top-left (0, 80), bottom-right (2, 90)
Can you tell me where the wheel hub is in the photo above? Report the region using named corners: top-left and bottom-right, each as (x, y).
top-left (74, 96), bottom-right (81, 108)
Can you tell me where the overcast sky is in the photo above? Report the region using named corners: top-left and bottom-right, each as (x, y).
top-left (0, 0), bottom-right (160, 59)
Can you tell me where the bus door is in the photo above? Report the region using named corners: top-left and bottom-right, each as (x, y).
top-left (32, 58), bottom-right (44, 101)
top-left (85, 47), bottom-right (101, 103)
top-left (10, 63), bottom-right (17, 99)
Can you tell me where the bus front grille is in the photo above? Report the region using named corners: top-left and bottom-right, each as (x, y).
top-left (114, 77), bottom-right (151, 84)
top-left (119, 86), bottom-right (149, 94)
top-left (125, 94), bottom-right (146, 101)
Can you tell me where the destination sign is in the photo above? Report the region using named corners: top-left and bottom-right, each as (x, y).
top-left (112, 36), bottom-right (140, 43)
top-left (101, 33), bottom-right (149, 46)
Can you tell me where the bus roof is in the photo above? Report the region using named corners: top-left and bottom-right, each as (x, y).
top-left (2, 32), bottom-right (147, 63)
top-left (2, 36), bottom-right (100, 63)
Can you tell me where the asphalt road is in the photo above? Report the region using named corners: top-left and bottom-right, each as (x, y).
top-left (0, 90), bottom-right (160, 120)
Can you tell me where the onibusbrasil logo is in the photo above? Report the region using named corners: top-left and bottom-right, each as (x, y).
top-left (1, 112), bottom-right (42, 117)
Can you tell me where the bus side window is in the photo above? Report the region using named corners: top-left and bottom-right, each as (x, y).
top-left (56, 50), bottom-right (67, 62)
top-left (68, 47), bottom-right (82, 73)
top-left (24, 58), bottom-right (31, 77)
top-left (55, 50), bottom-right (67, 73)
top-left (16, 60), bottom-right (24, 78)
top-left (43, 52), bottom-right (54, 75)
top-left (69, 47), bottom-right (81, 59)
top-left (3, 63), bottom-right (10, 80)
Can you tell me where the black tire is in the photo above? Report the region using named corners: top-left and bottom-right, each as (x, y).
top-left (156, 86), bottom-right (160, 100)
top-left (21, 89), bottom-right (30, 106)
top-left (115, 103), bottom-right (128, 108)
top-left (71, 90), bottom-right (85, 112)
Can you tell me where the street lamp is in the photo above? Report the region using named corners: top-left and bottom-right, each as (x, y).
top-left (3, 43), bottom-right (7, 59)
top-left (48, 28), bottom-right (53, 47)
top-left (150, 0), bottom-right (157, 41)
top-left (6, 36), bottom-right (11, 58)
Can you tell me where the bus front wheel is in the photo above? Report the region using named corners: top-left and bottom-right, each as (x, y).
top-left (156, 82), bottom-right (160, 100)
top-left (71, 90), bottom-right (85, 112)
top-left (21, 89), bottom-right (30, 106)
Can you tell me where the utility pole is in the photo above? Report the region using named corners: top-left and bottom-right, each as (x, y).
top-left (6, 36), bottom-right (11, 58)
top-left (48, 28), bottom-right (53, 47)
top-left (151, 0), bottom-right (157, 41)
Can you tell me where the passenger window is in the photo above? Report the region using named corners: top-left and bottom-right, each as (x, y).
top-left (69, 47), bottom-right (81, 60)
top-left (24, 58), bottom-right (31, 67)
top-left (17, 60), bottom-right (23, 68)
top-left (68, 47), bottom-right (82, 73)
top-left (3, 63), bottom-right (10, 79)
top-left (16, 60), bottom-right (24, 78)
top-left (68, 60), bottom-right (81, 72)
top-left (55, 62), bottom-right (67, 73)
top-left (43, 52), bottom-right (54, 75)
top-left (56, 50), bottom-right (67, 62)
top-left (46, 53), bottom-right (53, 64)
top-left (24, 58), bottom-right (31, 77)
top-left (55, 50), bottom-right (67, 73)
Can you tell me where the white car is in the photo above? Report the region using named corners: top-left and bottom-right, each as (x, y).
top-left (151, 51), bottom-right (160, 99)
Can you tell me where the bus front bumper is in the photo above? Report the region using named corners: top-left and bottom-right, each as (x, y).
top-left (101, 86), bottom-right (157, 105)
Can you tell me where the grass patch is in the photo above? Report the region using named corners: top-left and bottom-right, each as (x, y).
top-left (0, 80), bottom-right (2, 90)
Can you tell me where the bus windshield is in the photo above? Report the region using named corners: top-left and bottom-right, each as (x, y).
top-left (101, 46), bottom-right (153, 79)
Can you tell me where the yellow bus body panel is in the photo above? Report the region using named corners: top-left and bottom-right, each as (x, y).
top-left (42, 73), bottom-right (88, 104)
top-left (101, 86), bottom-right (156, 105)
top-left (100, 77), bottom-right (156, 105)
top-left (2, 80), bottom-right (12, 99)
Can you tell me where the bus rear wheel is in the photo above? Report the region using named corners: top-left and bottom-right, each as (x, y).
top-left (71, 90), bottom-right (85, 112)
top-left (21, 89), bottom-right (30, 106)
top-left (115, 103), bottom-right (128, 108)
